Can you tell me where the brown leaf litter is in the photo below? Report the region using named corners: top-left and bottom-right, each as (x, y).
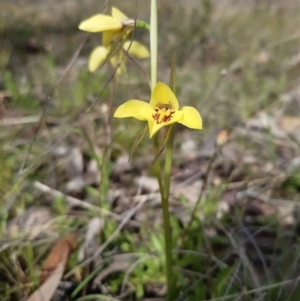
top-left (27, 233), bottom-right (77, 301)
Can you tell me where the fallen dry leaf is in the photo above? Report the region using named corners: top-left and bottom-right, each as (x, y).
top-left (26, 260), bottom-right (65, 301)
top-left (26, 233), bottom-right (77, 301)
top-left (40, 233), bottom-right (77, 283)
top-left (278, 116), bottom-right (300, 132)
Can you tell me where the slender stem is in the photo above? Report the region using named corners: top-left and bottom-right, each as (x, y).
top-left (162, 53), bottom-right (178, 298)
top-left (150, 1), bottom-right (175, 299)
top-left (163, 126), bottom-right (174, 200)
top-left (150, 0), bottom-right (161, 195)
top-left (153, 134), bottom-right (164, 197)
top-left (153, 130), bottom-right (175, 301)
top-left (161, 194), bottom-right (174, 300)
top-left (153, 135), bottom-right (171, 300)
top-left (150, 0), bottom-right (157, 90)
top-left (136, 20), bottom-right (151, 31)
top-left (150, 0), bottom-right (161, 197)
top-left (162, 125), bottom-right (177, 300)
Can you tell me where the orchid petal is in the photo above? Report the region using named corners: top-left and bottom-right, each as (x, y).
top-left (123, 41), bottom-right (150, 59)
top-left (88, 46), bottom-right (108, 72)
top-left (178, 106), bottom-right (203, 129)
top-left (114, 100), bottom-right (151, 120)
top-left (150, 82), bottom-right (179, 110)
top-left (102, 31), bottom-right (119, 47)
top-left (150, 111), bottom-right (183, 137)
top-left (141, 108), bottom-right (183, 137)
top-left (110, 52), bottom-right (127, 74)
top-left (111, 7), bottom-right (128, 21)
top-left (79, 15), bottom-right (122, 32)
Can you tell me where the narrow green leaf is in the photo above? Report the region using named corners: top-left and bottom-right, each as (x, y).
top-left (76, 294), bottom-right (119, 301)
top-left (129, 125), bottom-right (149, 161)
top-left (71, 264), bottom-right (104, 298)
top-left (152, 125), bottom-right (172, 165)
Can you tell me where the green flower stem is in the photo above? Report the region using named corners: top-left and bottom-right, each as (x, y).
top-left (163, 125), bottom-right (177, 301)
top-left (161, 197), bottom-right (174, 301)
top-left (162, 56), bottom-right (178, 299)
top-left (136, 20), bottom-right (151, 31)
top-left (163, 126), bottom-right (174, 200)
top-left (153, 134), bottom-right (164, 198)
top-left (153, 130), bottom-right (175, 301)
top-left (150, 0), bottom-right (157, 91)
top-left (150, 0), bottom-right (175, 299)
top-left (153, 133), bottom-right (172, 301)
top-left (151, 0), bottom-right (162, 198)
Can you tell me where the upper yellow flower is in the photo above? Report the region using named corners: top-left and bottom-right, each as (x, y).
top-left (114, 82), bottom-right (202, 137)
top-left (79, 7), bottom-right (134, 47)
top-left (79, 7), bottom-right (149, 73)
top-left (88, 40), bottom-right (149, 73)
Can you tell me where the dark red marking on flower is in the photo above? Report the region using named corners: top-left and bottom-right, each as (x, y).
top-left (152, 102), bottom-right (175, 124)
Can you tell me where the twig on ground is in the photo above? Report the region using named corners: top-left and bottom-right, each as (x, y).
top-left (0, 115), bottom-right (41, 126)
top-left (33, 181), bottom-right (121, 221)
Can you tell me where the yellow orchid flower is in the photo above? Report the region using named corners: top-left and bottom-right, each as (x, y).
top-left (79, 7), bottom-right (134, 46)
top-left (88, 40), bottom-right (149, 73)
top-left (114, 82), bottom-right (202, 137)
top-left (79, 7), bottom-right (149, 73)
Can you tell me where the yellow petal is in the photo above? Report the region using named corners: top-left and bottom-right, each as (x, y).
top-left (117, 60), bottom-right (127, 74)
top-left (88, 46), bottom-right (108, 72)
top-left (110, 52), bottom-right (125, 67)
top-left (150, 82), bottom-right (179, 111)
top-left (111, 7), bottom-right (128, 21)
top-left (102, 31), bottom-right (119, 47)
top-left (123, 41), bottom-right (150, 59)
top-left (146, 119), bottom-right (155, 138)
top-left (150, 111), bottom-right (183, 137)
top-left (178, 106), bottom-right (203, 129)
top-left (110, 53), bottom-right (127, 74)
top-left (141, 108), bottom-right (183, 137)
top-left (115, 60), bottom-right (127, 75)
top-left (79, 15), bottom-right (122, 32)
top-left (114, 100), bottom-right (150, 121)
top-left (102, 24), bottom-right (132, 46)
